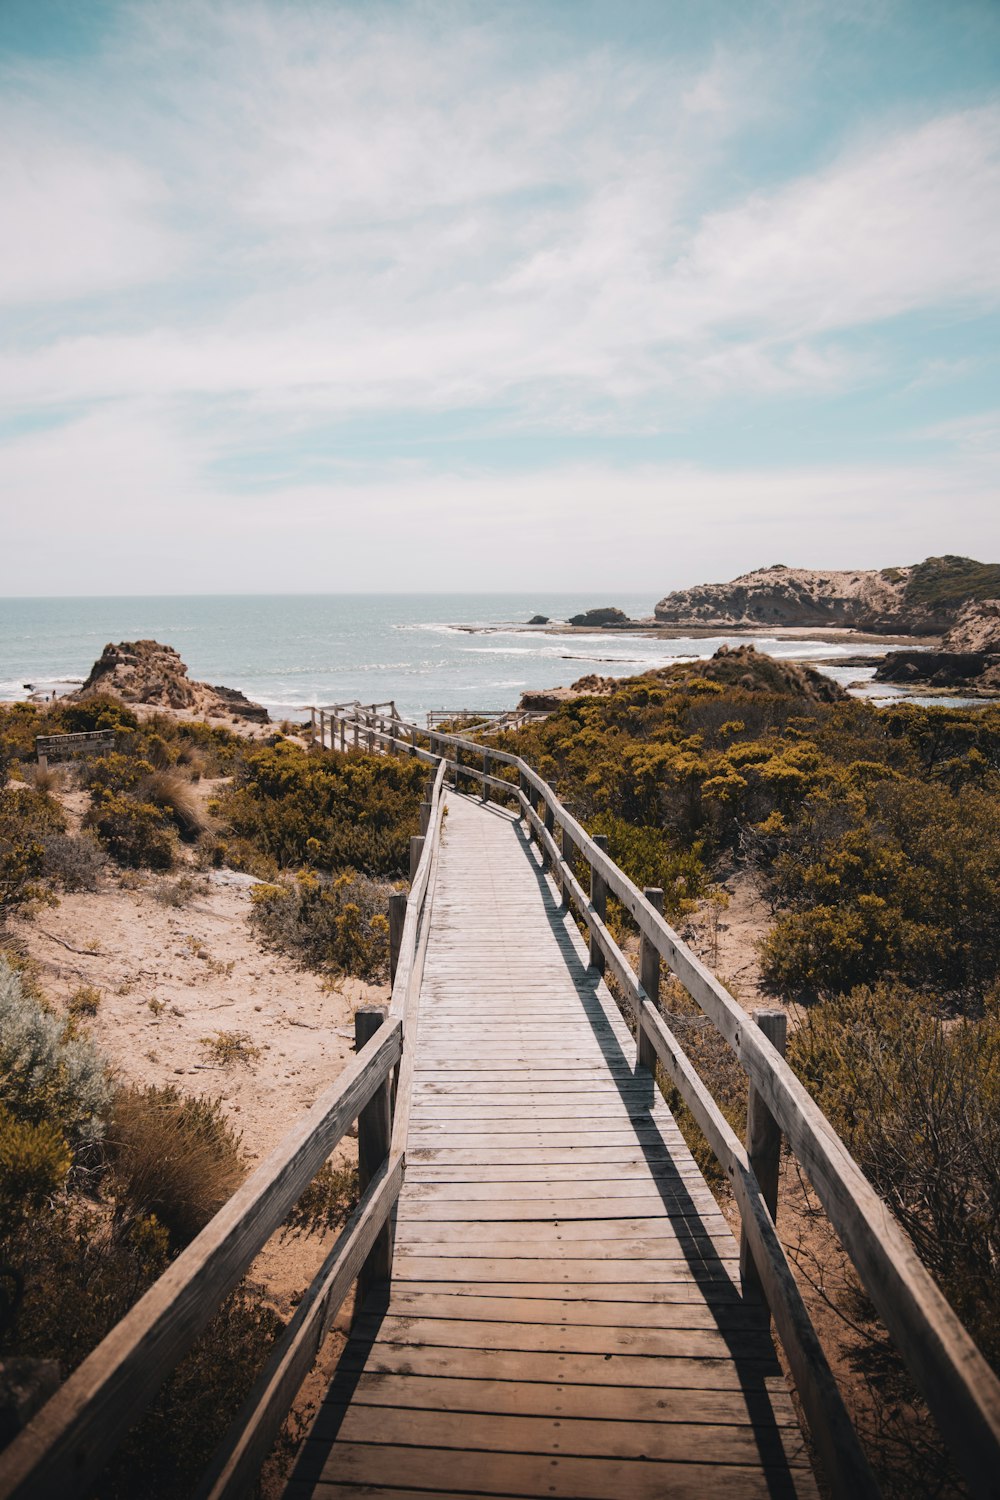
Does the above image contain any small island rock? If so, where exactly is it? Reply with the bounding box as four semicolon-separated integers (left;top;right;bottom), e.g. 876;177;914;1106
567;606;635;628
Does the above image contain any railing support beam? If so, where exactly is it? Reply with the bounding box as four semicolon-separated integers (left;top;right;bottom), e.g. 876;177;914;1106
354;1009;393;1311
637;887;663;1074
589;834;608;975
388;893;407;987
741;1009;788;1301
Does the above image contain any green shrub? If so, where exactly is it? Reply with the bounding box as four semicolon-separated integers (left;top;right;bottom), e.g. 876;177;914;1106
282;1160;359;1237
789;984;1000;1368
0;1106;72;1226
85;793;175;870
0;956;111;1150
250;868;394;980
222;741;423;877
0;784;66;919
104;1085;245;1249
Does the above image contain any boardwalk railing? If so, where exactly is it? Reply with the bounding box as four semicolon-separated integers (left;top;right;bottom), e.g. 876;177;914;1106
0;762;448;1500
308;699;1000;1500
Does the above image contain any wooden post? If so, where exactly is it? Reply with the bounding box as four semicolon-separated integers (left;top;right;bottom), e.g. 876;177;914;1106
560;826;573;909
419;801;431;835
353;718;359;750
354;1007;393;1309
638;888;664;1073
740;1009;788;1301
409;835;425;883
481;751;489;801
542;800;555;871
309;706;317;745
319;710;326;749
340;719;346;752
589;834;608;974
388;892;407;987
366;713;374;753
410;726;417;756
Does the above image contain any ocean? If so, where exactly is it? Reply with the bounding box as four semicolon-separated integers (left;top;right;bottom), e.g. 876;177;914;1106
0;592;965;721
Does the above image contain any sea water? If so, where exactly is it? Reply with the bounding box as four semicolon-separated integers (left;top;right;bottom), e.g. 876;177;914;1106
0;592;968;721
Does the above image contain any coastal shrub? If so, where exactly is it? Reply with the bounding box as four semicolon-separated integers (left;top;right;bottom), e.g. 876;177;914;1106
0;1105;72;1227
222;740;423;877
587;812;705;918
105;1085;245;1248
761;780;1000;1003
0;955;111;1150
2;1184;280;1500
85;792;175;870
283;1160;359;1238
84;752;153;798
250;869;394;981
200;1030;262;1068
40;830;106;891
0;784;66;919
790;983;1000;1368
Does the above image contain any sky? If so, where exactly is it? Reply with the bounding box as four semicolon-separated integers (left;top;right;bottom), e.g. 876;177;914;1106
1;0;999;597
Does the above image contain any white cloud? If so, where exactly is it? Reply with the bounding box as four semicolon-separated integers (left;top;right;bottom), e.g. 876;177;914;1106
0;133;181;305
2;406;996;594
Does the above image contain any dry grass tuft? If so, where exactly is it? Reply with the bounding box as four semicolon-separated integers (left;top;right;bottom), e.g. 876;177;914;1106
105;1084;245;1247
140;770;213;843
200;1030;262;1068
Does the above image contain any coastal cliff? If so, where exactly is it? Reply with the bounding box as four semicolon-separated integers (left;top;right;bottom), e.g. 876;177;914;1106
654;555;1000;636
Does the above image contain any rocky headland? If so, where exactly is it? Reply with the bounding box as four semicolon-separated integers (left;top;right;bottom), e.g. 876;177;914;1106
653;555;1000;636
67;640;270;725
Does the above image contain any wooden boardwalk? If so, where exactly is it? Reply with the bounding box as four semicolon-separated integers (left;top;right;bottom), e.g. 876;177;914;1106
287;792;816;1499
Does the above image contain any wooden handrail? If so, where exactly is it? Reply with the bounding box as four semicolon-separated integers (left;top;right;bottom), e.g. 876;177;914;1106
315;702;1000;1500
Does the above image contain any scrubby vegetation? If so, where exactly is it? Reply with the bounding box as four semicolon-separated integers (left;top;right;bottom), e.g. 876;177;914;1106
0;699;423;982
0;950;365;1494
0;954;287;1495
250;869;395;982
220;738;424;877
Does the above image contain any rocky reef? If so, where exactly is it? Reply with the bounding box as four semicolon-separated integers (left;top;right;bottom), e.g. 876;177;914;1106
654;556;1000;636
70;641;270;723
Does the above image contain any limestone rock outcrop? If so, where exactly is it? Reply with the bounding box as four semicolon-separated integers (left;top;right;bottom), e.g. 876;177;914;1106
942;599;1000;653
71;641;270;723
654;556;1000;636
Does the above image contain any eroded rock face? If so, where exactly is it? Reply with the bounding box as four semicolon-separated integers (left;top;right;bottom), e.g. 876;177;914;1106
873;650;1000;693
72;640;269;722
943;600;1000;653
654;556;1000;636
